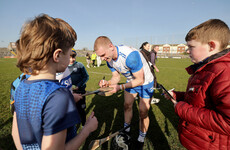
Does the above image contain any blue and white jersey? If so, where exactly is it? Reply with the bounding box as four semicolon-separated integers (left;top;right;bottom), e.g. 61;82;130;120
56;68;72;92
107;45;153;85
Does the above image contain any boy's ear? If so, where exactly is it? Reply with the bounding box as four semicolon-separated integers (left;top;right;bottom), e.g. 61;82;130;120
208;41;218;52
53;49;62;62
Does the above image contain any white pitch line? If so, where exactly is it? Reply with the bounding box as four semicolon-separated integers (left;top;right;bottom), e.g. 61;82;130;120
159;66;185;70
88;71;111;76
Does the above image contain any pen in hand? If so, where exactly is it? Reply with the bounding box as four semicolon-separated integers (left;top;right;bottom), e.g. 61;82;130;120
102;76;105;87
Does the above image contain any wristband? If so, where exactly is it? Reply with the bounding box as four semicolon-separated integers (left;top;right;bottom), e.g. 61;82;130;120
122;84;126;90
120;84;126;90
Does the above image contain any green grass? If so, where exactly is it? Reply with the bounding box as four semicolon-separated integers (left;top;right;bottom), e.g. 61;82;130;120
0;57;192;150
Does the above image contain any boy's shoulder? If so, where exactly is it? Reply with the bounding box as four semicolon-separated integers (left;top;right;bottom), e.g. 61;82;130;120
75;62;84;67
10;73;30;114
21;79;63;90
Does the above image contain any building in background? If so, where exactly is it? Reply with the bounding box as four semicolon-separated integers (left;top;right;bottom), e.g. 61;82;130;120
5;42;230;58
157;44;187;54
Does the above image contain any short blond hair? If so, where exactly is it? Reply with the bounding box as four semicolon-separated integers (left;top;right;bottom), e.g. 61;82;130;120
16;14;77;75
185;19;230;51
94;36;112;51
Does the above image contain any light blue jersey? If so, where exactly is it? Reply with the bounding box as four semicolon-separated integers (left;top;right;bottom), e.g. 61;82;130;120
107;45;153;85
107;45;154;98
56;68;72;92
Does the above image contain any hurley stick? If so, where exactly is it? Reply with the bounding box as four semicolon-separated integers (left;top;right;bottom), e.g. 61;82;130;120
81;87;113;96
88;123;133;150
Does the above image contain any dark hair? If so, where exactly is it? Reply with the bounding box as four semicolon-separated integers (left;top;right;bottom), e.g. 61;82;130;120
140;42;149;50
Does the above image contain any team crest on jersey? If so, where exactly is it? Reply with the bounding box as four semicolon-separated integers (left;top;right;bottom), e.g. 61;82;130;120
60;76;72;89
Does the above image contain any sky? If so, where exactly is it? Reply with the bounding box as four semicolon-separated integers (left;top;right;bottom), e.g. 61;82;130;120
0;0;230;50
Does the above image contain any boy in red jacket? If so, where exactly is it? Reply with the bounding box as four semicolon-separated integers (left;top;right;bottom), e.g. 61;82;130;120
165;19;230;149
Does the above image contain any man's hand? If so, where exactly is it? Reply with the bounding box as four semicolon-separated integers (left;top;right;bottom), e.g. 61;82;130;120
155;68;159;72
108;84;120;93
98;80;110;87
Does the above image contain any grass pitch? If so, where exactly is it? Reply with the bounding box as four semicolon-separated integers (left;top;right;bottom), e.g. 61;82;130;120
0;57;191;150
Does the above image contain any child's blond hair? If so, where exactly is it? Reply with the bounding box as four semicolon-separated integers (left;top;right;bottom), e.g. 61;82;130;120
16;14;77;75
185;19;230;51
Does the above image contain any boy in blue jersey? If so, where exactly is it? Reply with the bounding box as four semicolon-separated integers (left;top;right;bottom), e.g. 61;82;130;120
69;50;89;126
94;36;154;149
55;18;82;103
12;14;98;149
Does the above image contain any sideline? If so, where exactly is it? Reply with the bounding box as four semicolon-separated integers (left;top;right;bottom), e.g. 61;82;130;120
159;66;186;70
88;71;111;76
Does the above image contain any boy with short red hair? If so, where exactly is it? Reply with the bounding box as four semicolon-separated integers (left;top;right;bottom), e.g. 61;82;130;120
165;19;230;149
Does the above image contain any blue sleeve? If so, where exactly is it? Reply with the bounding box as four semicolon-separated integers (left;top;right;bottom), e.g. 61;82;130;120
42;88;81;135
126;51;143;73
107;61;116;72
76;63;89;88
11;74;31;102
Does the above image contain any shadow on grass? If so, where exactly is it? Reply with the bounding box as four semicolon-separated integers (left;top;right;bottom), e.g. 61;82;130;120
147;104;171;149
152;89;179;130
0;117;12;130
0;134;16;150
83;91;124;150
83;88;176;149
0;117;16;150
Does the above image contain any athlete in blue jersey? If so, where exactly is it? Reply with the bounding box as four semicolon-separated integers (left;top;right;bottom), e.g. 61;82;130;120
94;36;154;149
12;14;98;150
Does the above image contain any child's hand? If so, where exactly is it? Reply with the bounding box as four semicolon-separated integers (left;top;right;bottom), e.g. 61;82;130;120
85;112;98;132
73;86;79;91
163;90;174;100
73;93;82;102
163;90;178;107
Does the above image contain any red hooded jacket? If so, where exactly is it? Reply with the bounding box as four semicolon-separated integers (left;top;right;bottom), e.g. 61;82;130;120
174;49;230;149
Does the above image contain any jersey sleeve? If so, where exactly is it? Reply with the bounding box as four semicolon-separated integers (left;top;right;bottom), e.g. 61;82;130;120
126;51;143;73
42;88;81;135
107;61;116;72
76;63;89;88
